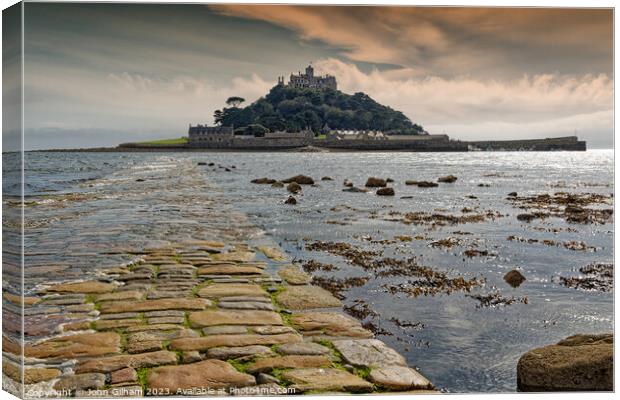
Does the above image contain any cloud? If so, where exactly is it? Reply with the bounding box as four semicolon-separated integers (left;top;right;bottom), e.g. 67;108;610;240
24;66;272;145
212;6;612;78
312;58;613;146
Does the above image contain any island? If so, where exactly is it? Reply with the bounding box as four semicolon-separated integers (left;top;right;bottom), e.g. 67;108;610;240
119;65;587;152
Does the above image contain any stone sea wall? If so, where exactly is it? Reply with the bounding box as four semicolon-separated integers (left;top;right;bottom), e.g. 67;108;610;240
119;135;586;152
316;138;468;152
469;136;586;151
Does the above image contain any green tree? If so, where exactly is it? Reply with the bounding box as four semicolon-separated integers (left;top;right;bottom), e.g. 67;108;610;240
225;96;245;108
213;109;223;125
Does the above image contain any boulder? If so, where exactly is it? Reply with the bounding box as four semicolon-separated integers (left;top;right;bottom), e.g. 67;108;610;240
147;360;255;392
2;363;61;384
332;339;407;368
415;181;439;188
282;368;373;393
342;187;368;193
282;175;314;185
197;265;263;276
76;350;178;373
271;181;284;188
206;345;272;360
287;182;302;194
46;280;116;294
170;333;302;351
276;285;342;310
517;213;536;222
25;332;121;359
508;192;518;197
284;196;297;205
99;298;210;314
517;333;613;391
276;342;330;356
504;270;526;288
197;283;268;299
376;187;395;196
257;246;287;261
246;355;331;374
368;366;433;390
251;178;276;184
210;250;255;262
343;180;354;187
291;312;373;338
365;177;387;187
438;175;458;183
278;265;311;285
257;373;280;385
110;368;138;385
321;176;333;181
189;310;283;327
54;373;106;391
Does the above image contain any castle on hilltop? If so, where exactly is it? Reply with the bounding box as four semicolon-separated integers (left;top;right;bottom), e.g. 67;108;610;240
277;64;337;90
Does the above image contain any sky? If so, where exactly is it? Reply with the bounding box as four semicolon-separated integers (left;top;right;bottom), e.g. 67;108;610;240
10;3;614;149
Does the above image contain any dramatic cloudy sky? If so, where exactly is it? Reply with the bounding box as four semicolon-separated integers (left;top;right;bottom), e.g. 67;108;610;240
17;3;613;149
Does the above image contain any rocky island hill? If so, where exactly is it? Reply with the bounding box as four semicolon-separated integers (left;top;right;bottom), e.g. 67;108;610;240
116;65;586;152
213;81;426;136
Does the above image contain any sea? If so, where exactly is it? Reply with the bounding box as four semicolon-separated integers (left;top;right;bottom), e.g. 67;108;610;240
2;150;614;393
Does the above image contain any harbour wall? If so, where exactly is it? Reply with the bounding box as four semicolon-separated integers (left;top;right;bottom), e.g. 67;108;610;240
468;136;586;151
117;135;587;152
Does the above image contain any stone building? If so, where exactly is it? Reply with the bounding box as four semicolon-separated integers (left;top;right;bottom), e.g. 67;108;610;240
277;65;337;90
188;124;233;147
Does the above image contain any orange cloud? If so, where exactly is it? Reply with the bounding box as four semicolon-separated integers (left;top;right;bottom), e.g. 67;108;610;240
211;5;612;77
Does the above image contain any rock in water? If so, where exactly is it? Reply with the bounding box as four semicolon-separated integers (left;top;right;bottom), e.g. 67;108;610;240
342;187;368;193
365;177;387;187
321;176;333;181
438;175;458;183
271;181;284;188
376;187;395;196
287;182;302;194
285;196;297;205
517;333;613;391
251;177;276;184
282;175;314;185
504;270;526;288
415;181;439;188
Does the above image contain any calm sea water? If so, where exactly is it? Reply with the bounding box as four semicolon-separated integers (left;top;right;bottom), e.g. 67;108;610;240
6;150;613;393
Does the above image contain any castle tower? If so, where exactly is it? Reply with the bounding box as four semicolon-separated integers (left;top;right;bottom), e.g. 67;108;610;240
305;64;314;78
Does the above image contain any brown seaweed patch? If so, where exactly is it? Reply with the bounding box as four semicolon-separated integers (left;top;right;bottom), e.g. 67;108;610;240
507;236;597;252
305;241;382;267
558;262;613;292
429;237;461;249
381;265;482;297
508;192;613;224
311;275;370;299
301;260;339;272
463;249;493;258
467;291;528;308
400;210;503;226
390;317;425;330
344;299;379;320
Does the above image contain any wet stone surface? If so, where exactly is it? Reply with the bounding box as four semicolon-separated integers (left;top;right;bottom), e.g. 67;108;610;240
4;157;435;398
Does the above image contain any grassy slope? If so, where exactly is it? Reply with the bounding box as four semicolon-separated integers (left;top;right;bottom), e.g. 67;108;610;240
135;137;188;146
